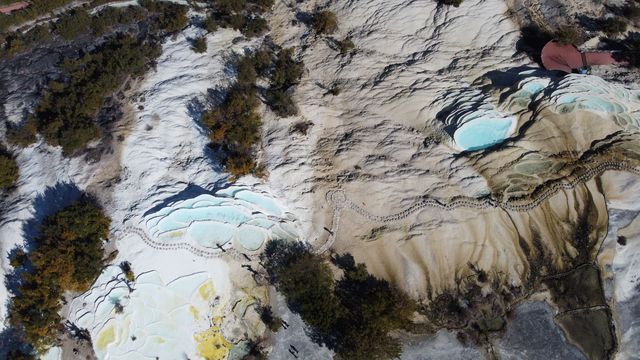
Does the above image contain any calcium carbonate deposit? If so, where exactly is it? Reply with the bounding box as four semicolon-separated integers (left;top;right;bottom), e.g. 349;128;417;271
1;0;640;359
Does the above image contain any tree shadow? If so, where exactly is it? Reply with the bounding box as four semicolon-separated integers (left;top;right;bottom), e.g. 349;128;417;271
20;182;83;252
295;11;313;27
0;327;34;358
142;183;234;218
516;24;553;67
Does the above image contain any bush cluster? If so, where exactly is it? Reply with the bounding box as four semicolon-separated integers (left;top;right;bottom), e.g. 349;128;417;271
312;10;338;35
262;240;416;360
437;0;464;6
599;17;628;36
554;24;584;45
266;48;304;117
140;0;189;34
203;83;262;178
7;198;111;353
0;0;75;33
203;0;273;37
192;36;208;53
0;147;19;190
611;32;640;67
1;5;152;58
18;35;161;154
201;47;303;177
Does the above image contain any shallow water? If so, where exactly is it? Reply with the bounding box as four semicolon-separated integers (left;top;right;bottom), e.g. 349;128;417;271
72;268;224;360
454;117;515;151
145;187;298;252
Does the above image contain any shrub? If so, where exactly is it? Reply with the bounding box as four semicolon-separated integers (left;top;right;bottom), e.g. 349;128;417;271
89;6;146;36
437;0;463;6
266;48;303;116
6;348;36;360
1;5;146;57
242;16;269;37
54;8;90;40
2;32;26;57
266;89;297;117
236;56;258;86
600;17;628;35
0;148;19;190
201;46;303;177
213;0;246;13
611;2;640;20
259;305;282;332
8;198;111;352
6;117;37;148
140;0;189;33
270;48;304;90
192;36;208;53
249;0;274;12
0;0;75;33
250;49;273;76
202;84;261;178
261;241;416;360
312;10;338;34
337;37;355;55
33;35;161;154
203;15;219;32
207;0;269;38
555;24;583;45
262;241;344;334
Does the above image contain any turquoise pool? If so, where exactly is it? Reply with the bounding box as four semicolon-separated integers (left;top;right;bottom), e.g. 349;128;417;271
454;117;515;151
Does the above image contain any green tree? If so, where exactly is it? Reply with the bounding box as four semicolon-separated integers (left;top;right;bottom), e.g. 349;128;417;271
33;35;161;154
8;198;111;352
0;148;19;190
54;9;90;40
262;242;416;359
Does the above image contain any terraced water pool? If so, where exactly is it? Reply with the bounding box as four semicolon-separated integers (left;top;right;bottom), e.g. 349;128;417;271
145;186;298;252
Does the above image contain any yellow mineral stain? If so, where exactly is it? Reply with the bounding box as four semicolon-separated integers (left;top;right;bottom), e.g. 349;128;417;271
194;322;231;360
190;305;200;319
96;325;116;351
168;231;184;238
199;281;215;301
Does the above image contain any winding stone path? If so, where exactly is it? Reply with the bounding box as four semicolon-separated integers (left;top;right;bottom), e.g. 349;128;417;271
115;225;243;259
319;160;640;252
113;160;639;256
